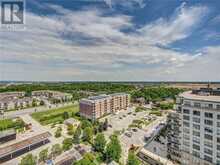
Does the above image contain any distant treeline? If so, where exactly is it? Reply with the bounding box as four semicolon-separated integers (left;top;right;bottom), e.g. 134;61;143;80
0;83;184;102
0;83;136;93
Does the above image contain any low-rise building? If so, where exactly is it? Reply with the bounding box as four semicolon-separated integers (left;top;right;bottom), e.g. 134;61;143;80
0;132;51;163
79;93;130;120
0;97;34;111
64;118;80;127
32;90;72;102
0;129;16;144
137;148;175;165
0;92;25;99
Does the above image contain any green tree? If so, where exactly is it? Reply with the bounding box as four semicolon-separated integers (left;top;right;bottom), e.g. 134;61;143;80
94;133;106;153
19;154;36;165
73;126;81;144
51;144;62;158
39;148;48;162
55;127;62;138
105;134;122;162
81;120;92;130
73;153;96;165
40;100;45;106
32;99;37;107
67;124;74;135
83;127;93;143
63;111;69;119
62;138;73;151
127;152;140;165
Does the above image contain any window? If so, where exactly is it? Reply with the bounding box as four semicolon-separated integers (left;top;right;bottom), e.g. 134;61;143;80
204;127;213;133
193;124;200;130
193;151;200;158
204;141;213;148
193;110;200;116
183;134;190;140
204;155;212;163
204;148;213;155
217;145;220;150
193;144;200;150
208;104;213;109
205;134;213;140
183;109;190;114
217;137;220;143
205;112;213;118
183;115;190;120
184;101;191;106
204;119;213;126
194;102;201;108
183;121;190;127
217;152;220;159
182;146;190;153
193;131;200;137
217;122;220;127
183;140;190;147
183;128;190;134
193;137;200;144
193;117;200;123
217;105;220;110
218;114;220;119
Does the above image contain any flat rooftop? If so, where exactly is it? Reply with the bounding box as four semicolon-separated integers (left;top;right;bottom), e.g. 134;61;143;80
88;95;110;100
138;148;174;165
0;129;16;139
180;91;220;102
0;131;51;158
81;93;129;102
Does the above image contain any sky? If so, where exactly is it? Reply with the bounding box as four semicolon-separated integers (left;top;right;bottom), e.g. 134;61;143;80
0;0;220;81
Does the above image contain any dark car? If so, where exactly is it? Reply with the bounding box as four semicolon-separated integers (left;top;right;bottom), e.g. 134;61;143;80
132;128;138;132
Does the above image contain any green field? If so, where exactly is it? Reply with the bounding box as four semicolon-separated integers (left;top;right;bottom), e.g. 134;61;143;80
31;105;79;125
0;118;25;131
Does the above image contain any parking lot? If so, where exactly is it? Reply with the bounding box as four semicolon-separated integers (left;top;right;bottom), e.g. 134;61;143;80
100;107;149;137
100;106;166;163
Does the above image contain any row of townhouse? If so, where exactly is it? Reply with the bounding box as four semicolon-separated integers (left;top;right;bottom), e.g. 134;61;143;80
0;97;34;111
32;90;72;102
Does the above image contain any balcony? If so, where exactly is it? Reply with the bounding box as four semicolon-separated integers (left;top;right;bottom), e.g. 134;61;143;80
183;104;219;110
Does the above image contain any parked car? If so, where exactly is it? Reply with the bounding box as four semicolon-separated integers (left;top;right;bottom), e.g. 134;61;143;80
132;128;138;132
125;131;132;137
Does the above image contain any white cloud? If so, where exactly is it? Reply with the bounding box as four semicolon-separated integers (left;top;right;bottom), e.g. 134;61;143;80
0;3;219;81
139;3;208;45
104;0;146;9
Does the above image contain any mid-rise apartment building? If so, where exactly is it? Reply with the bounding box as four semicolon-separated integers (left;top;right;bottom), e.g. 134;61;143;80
168;88;220;165
167;111;181;164
79;93;130;120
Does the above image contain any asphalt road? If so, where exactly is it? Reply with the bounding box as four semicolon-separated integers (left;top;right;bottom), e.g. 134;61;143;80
0;102;75;119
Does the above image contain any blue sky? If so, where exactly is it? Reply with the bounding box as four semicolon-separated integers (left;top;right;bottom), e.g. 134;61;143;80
0;0;220;81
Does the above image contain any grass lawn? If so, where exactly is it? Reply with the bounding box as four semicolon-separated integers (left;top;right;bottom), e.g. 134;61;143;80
0;119;15;131
31;105;79;125
0;118;25;131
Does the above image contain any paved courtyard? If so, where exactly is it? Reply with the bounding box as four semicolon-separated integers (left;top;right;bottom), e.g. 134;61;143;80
101;106;167;163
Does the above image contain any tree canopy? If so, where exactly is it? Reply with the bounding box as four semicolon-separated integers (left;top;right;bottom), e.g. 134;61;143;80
94;133;106;153
105;134;122;162
19;154;36;165
127;152;140;165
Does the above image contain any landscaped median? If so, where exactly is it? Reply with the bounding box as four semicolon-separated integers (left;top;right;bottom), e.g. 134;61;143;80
31;105;79;125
